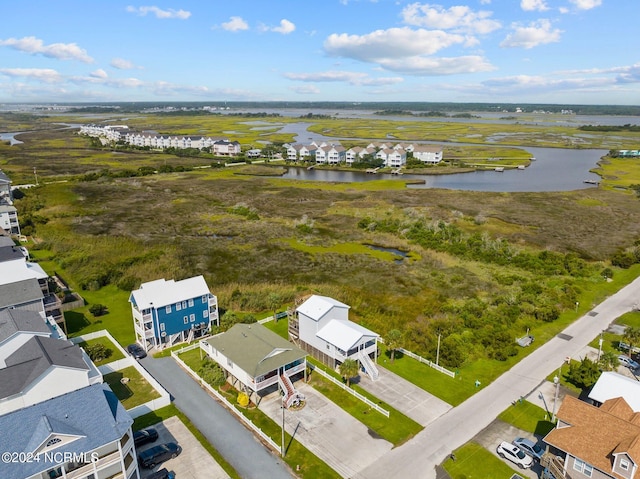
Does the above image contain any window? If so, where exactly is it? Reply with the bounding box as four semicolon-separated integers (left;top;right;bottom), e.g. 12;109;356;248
620;458;630;471
165;305;171;314
574;459;593;477
188;298;194;307
182;301;187;309
190;314;195;322
160;323;165;332
202;295;207;304
46;437;62;447
203;310;209;318
176;302;181;311
184;316;188;324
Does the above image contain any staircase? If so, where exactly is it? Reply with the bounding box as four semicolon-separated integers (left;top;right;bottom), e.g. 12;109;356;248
186;328;194;344
359;351;379;381
541;453;571;479
278;374;305;408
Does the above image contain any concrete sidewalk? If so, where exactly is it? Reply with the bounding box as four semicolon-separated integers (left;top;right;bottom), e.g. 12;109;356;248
358;364;452;426
258;382;393;478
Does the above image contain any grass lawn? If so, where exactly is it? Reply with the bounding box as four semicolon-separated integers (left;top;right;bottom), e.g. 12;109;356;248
616;311;640;328
378;346;473;406
77;336;125;366
263;317;289;339
307;371;423;446
132;405;241;479
497;400;555;437
443;442;520;479
103;365;161;409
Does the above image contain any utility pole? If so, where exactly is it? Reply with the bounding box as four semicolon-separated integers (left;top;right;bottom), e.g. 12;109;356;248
436;333;441;366
552;374;560;422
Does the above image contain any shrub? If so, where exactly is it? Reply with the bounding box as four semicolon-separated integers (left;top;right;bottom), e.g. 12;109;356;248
237;392;250;407
89;303;108;316
85;343;113;362
199;359;226;387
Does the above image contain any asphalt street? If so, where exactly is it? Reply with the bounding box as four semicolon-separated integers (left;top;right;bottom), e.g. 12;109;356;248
354;274;640;479
139;356;295;479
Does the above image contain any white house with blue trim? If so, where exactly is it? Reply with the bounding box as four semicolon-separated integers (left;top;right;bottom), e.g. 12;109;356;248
130;275;219;351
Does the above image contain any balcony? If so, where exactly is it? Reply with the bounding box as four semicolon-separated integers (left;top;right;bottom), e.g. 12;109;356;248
65;450;122;479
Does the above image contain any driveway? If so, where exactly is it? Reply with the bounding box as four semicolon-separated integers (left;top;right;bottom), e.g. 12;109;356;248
139;356;294;479
138;416;228;479
258;382;393;478
358;364;452;426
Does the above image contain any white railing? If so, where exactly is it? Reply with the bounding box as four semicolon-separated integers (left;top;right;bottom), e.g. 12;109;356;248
171;349;280;453
397;348;456;378
359;351;379;381
310;364;390;418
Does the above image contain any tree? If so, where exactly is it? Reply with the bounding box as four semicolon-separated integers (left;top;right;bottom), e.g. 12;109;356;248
89;303;107;317
338;359;359;387
623;326;640;358
85;343;113;362
599;350;619;372
566;357;600;389
385;329;404;363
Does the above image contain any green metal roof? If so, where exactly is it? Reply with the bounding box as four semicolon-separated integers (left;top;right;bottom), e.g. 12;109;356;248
207;323;306;378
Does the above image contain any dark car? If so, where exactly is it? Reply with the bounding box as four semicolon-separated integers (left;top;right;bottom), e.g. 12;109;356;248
133;427;158;447
126;343;147;359
138;442;181;469
146;468;175;479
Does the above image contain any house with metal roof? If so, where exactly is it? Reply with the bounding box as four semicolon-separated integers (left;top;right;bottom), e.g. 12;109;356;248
290;295;380;380
589;371;640;412
129;275;219;351
543;395;640;479
0;382;139;479
201;323;307;407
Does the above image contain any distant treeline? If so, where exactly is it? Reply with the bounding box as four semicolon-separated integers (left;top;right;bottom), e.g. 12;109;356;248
57;101;640;116
578;124;640;132
374;110;479;118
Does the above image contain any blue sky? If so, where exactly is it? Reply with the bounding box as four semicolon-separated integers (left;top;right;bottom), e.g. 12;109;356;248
1;1;638;104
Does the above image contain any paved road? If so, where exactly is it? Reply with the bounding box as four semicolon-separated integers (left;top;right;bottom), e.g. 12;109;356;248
139;356;294;479
354;274;640;479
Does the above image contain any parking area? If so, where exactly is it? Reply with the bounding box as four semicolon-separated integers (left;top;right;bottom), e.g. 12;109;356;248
137;416;229;479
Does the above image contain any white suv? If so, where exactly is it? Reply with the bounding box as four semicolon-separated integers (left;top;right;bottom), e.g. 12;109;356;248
497;441;534;469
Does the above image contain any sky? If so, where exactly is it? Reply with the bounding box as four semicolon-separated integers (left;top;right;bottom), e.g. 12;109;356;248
1;0;638;105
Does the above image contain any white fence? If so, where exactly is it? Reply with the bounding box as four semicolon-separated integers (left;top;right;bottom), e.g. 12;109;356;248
71;330;171;418
398;348;456;378
171;346;281;453
309;364;390;418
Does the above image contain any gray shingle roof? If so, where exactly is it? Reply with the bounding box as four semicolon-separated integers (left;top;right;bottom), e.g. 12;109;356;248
0;278;43;309
207;323;306;378
0;337;89;398
0;245;26;263
0;383;133;479
0;309;49;343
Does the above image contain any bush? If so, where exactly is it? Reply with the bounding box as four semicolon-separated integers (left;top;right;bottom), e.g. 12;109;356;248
199;359;226;387
85;343;113;362
89;303;108;316
237;392;250;407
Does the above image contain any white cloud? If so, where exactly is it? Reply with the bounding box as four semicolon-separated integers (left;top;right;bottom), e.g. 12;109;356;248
401;3;501;34
90;69;108;79
221;16;249;32
126;6;191;19
0;68;63;83
520;0;549;11
272;19;296;34
377;55;495;75
324;27;465;62
500;19;562;49
284;70;403;86
0;36;93;63
568;0;602;10
110;58;138;70
559;7;569;13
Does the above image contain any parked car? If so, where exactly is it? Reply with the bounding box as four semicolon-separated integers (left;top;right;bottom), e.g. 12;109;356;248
133;427;158;447
618;354;640;370
146;468;175;479
513;437;544;460
497;441;533;469
138;442;181;468
127;343;147;359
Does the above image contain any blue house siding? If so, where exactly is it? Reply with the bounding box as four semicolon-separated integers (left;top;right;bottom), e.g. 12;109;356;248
155;297;209;337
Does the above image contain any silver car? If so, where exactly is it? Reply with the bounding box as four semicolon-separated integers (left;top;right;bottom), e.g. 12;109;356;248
513;437;544;460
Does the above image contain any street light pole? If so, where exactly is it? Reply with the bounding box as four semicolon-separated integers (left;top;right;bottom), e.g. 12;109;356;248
552;375;560;422
436;333;441;366
280;368;286;458
598;331;604;362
